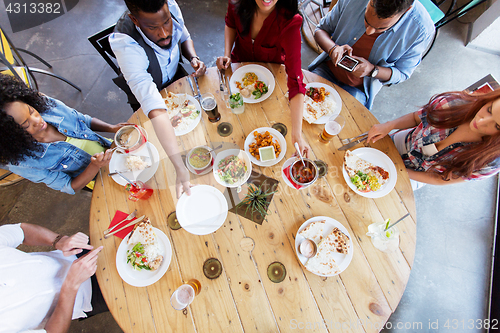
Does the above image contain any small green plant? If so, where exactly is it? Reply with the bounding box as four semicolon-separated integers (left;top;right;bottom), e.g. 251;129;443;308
236;181;277;221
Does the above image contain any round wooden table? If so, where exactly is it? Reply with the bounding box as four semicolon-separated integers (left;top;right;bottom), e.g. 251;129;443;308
89;64;416;333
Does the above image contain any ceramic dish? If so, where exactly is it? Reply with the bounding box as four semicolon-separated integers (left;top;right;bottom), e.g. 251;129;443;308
244;127;287;167
304;82;342;124
229;64;275;104
109;142;160;186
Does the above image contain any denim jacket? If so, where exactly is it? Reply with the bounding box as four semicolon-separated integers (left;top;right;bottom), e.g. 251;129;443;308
3;98;111;194
316;0;435;109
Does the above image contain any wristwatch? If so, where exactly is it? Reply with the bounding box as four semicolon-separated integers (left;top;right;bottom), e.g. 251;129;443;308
369;66;379;78
190;56;200;62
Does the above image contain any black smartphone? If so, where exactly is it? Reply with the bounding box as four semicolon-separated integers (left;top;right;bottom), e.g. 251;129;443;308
338;55;359;72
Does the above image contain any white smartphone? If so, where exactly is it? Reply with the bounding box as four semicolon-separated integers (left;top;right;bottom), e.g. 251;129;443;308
337;55;359;72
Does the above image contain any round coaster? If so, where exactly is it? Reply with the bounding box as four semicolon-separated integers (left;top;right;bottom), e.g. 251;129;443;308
167;211;181;230
217;122;233;137
267;261;286;283
203;258;223;280
271;123;287;137
314;160;328;178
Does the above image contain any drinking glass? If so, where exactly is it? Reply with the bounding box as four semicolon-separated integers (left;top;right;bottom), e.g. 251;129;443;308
126;181;153;201
319;114;345;143
366;221;400;252
229;93;245;115
170;279;201;310
201;93;221;123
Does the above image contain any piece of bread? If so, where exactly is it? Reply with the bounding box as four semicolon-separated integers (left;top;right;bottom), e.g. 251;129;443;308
299;220;326;244
127;218;155;246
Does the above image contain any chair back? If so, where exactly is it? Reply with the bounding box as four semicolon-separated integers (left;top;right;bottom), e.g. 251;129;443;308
88;25;121;76
0;27;36;89
417;0;445;24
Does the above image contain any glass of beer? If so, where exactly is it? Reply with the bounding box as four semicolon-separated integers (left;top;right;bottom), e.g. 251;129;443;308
319;114;345;143
170;279;201;310
201;93;221;123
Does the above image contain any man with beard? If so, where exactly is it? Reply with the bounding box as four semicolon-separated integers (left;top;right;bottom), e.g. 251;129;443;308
110;0;206;112
109;0;203;198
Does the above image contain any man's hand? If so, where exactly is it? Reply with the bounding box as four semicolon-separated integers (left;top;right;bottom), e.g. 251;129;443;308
175;165;193;199
56;232;94;256
330;44;353;65
216;56;231;70
63;246;103;291
350;56;375;78
90;149;113;168
191;58;206;77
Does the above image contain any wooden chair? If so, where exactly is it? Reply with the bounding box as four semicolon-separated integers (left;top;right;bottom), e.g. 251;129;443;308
0;23;81;91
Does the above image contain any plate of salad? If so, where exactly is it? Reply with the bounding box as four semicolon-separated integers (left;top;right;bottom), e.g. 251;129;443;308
230;64;275;104
213;149;252;188
116;227;172;287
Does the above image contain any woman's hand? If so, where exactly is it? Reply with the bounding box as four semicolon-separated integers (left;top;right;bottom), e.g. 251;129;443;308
90;149;113;168
56;232;94;256
367;122;393;143
292;134;311;159
191;58;207;77
216;56;231;70
175;165;193;199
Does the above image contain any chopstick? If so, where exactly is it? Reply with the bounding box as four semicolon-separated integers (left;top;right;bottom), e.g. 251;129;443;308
104;215;146;239
104;209;137;234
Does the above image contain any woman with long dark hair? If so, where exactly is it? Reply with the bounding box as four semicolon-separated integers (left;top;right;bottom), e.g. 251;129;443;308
367;89;500;187
216;0;310;156
0;74;128;194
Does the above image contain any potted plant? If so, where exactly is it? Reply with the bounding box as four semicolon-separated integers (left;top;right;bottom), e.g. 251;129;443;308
235;181;278;223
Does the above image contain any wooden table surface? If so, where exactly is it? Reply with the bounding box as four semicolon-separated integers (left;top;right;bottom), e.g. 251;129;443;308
89;63;416;333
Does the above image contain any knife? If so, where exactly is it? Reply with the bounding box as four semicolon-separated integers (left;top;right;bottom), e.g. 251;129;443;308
187;76;198;100
217;69;224;91
338;135;368;151
193;76;201;99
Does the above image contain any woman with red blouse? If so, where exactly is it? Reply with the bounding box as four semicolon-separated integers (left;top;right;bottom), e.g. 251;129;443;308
217;0;310;156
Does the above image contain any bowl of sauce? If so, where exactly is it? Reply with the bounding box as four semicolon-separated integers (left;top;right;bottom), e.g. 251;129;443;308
114;125;148;153
187;146;212;170
290;158;318;188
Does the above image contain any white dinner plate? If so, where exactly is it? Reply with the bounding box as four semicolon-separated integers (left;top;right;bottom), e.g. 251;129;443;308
229;64;275;104
213;149;252;188
244;127;287;167
176;185;228;235
304;82;342;124
116;227;172;287
172;94;202;136
109;142;160;186
342;147;398;198
295;216;353;277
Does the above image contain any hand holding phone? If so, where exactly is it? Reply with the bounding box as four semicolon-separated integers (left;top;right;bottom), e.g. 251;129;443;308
337;55;359;72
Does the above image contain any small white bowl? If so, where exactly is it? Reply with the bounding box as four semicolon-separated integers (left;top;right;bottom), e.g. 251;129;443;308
187;146;213;171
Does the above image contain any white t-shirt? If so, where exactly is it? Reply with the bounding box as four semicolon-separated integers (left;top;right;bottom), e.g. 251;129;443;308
0;224;92;333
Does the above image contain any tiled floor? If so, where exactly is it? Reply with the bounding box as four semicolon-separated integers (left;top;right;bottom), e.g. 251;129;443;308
0;0;499;332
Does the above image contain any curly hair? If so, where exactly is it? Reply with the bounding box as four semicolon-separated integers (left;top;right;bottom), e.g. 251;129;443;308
125;0;167;16
235;0;299;36
0;74;54;165
372;0;414;19
423;89;500;180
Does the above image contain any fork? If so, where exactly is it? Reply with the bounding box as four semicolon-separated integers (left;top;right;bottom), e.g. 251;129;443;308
341;131;368;145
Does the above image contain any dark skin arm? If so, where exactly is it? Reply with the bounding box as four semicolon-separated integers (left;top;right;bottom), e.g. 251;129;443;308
180;39;206;77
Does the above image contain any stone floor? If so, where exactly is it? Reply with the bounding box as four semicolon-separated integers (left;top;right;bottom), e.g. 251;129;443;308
0;0;499;332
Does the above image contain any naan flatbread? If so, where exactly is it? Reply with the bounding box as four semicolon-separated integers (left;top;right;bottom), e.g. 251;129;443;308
303;94;337;124
299;220;326;244
322;227;350;255
305;247;340;276
128;218;156;245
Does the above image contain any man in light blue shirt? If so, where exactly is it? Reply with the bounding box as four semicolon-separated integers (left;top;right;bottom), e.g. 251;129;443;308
313;0;434;110
110;0;206;198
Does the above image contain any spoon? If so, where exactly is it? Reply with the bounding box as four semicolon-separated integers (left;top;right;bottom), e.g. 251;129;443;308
294;142;306;167
115;171;136;186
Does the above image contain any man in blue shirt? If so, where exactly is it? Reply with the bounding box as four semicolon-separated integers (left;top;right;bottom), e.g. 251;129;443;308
313;0;434;110
110;0;205;198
